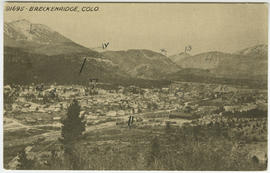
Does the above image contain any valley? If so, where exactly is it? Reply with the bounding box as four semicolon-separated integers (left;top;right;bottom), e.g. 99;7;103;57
4;81;267;170
3;18;268;170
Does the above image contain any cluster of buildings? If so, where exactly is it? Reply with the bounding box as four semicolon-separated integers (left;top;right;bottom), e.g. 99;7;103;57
3;81;267;127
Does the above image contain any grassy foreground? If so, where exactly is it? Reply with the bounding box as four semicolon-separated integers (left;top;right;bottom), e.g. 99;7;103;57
15;122;266;171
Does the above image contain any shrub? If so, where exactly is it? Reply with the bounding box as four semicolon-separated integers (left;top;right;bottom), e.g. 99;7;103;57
17;149;34;170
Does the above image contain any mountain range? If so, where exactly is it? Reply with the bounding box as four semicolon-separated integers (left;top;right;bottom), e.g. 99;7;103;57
169;44;267;82
4;19;268;88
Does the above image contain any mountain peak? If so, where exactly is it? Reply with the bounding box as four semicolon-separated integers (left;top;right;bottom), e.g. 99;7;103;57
4;19;99;56
4;19;71;46
236;44;268;59
8;19;32;35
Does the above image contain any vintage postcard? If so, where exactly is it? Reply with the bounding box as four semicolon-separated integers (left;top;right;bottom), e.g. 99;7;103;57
2;1;268;171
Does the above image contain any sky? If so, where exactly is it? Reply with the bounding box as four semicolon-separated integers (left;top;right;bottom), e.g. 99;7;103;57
4;2;268;55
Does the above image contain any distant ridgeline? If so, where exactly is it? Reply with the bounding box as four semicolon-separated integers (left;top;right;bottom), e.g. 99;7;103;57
3;46;267;89
4;46;172;88
4;19;268;89
167;70;267;89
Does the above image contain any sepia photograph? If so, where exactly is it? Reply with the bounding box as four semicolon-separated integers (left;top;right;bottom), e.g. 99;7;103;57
2;1;268;171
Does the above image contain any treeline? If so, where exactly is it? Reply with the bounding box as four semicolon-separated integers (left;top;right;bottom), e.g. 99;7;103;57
168;69;267;89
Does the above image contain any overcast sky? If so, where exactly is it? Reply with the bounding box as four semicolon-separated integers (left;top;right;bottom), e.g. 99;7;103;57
4;3;268;55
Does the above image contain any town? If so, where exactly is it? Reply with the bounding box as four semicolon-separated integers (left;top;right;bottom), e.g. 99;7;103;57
4;80;267;169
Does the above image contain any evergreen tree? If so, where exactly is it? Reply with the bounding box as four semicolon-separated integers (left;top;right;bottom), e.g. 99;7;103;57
60;99;86;169
60;99;86;145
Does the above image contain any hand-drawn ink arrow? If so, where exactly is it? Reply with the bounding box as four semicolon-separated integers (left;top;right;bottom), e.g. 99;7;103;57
102;42;109;49
79;57;87;74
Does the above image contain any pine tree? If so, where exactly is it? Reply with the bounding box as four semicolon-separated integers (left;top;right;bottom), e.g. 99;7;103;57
60;99;86;169
60;99;86;145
